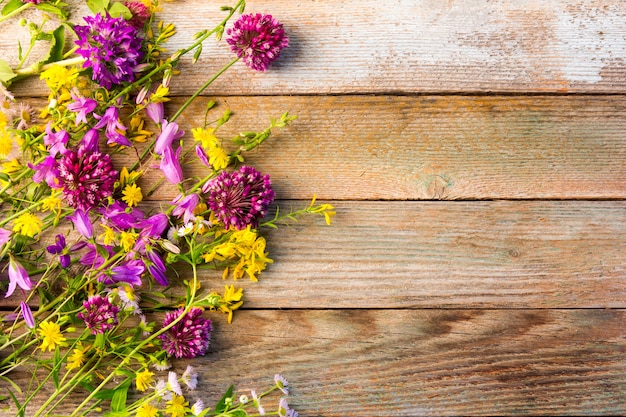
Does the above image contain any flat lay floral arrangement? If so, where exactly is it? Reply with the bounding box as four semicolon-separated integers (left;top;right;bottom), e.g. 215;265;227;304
0;0;334;415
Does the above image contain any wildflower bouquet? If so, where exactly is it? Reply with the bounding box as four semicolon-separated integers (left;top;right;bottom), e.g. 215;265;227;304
0;0;334;415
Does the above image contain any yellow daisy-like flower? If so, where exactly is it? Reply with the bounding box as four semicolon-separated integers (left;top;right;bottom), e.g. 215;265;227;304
206;145;229;171
40;195;62;213
66;344;87;370
1;158;20;174
120;231;137;253
122;183;143;207
191;127;218;149
13;212;44;238
99;224;117;246
136;402;159;417
135;368;155;392
38;321;67;352
220;285;244;324
40;65;79;92
0;128;13;157
165;394;189;417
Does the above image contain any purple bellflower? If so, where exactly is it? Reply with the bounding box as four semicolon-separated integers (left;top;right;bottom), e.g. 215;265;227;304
160;145;183;184
6;257;32;298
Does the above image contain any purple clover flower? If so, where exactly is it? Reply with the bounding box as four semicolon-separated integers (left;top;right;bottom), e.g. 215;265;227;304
204;166;274;230
78;295;120;334
74;13;144;89
55;134;117;211
226;13;289;71
158;307;211;358
124;1;151;30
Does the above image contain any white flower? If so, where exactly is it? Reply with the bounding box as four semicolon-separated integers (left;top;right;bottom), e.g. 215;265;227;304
182;365;198;390
274;374;289;395
167;371;183;396
191;400;205;415
177;222;194;236
155;379;172;400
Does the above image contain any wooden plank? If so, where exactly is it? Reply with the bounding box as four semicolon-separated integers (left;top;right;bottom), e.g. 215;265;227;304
2;309;624;415
181;200;625;309
4;0;626;96
133;95;626;200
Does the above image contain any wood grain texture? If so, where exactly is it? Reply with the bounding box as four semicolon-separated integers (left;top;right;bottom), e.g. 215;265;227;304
2;309;624;416
153;95;626;200
175;200;625;309
4;0;626;96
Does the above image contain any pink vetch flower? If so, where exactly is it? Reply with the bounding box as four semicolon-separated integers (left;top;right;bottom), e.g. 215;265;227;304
68;209;94;239
77;294;120;334
74;13;144;89
93;106;132;147
226;13;289;71
20;302;35;329
159;145;183;184
55;132;118;211
158;307;212;359
6;257;32;298
203;165;275;230
155;120;184;155
67;92;98;126
172;193;200;224
0;228;11;246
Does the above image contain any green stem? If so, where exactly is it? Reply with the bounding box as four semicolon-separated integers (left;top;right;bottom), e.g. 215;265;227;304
0;2;32;24
69;262;200;416
0;191;62;227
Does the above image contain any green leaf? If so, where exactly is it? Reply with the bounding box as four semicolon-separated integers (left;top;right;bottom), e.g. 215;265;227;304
0;59;17;84
7;389;24;417
52;347;61;389
36;2;68;20
93;387;116;401
110;378;131;412
108;1;131;19
215;385;234;413
86;0;109;15
41;25;65;65
1;0;23;16
0;172;10;182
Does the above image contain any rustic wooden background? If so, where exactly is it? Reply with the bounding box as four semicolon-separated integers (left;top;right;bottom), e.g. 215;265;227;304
2;0;626;415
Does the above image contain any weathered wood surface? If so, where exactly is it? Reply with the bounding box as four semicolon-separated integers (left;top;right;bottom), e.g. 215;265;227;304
3;310;625;416
4;0;626;96
1;0;625;415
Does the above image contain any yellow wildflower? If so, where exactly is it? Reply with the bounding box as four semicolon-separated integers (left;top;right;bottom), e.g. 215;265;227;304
127;114;152;143
38;321;67;351
136;402;159;417
150;84;170;102
1;158;20;174
99;224;117;246
135;369;155;392
206;144;229;171
13;212;43;237
309;195;336;225
120;231;137;252
66;344;87;370
165;394;189;417
191;127;218;149
40;65;79;92
122;183;143;207
0;128;13;157
40;195;62;213
220;285;243;324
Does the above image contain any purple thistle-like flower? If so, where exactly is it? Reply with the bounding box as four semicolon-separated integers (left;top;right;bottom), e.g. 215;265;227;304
158;307;211;358
55;139;117;211
124;1;151;30
78;295;120;334
6;257;32;298
226;13;289;72
204;166;274;230
74;13;144;89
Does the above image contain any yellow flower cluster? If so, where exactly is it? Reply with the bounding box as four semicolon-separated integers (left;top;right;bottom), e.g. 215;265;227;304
13;212;43;238
0;111;13;157
192;127;229;171
202;226;273;282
